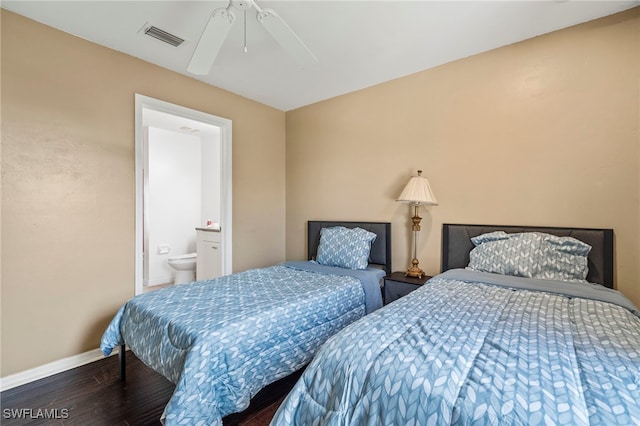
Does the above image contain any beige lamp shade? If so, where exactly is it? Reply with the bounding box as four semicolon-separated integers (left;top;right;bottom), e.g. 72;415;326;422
397;170;438;206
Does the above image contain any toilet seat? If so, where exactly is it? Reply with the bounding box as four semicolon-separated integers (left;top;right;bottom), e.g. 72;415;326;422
168;252;197;261
168;253;197;285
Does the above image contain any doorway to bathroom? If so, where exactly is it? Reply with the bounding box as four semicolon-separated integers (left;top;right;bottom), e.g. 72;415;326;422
134;94;232;296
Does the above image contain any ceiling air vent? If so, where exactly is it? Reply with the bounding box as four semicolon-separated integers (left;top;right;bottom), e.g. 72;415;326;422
143;25;185;47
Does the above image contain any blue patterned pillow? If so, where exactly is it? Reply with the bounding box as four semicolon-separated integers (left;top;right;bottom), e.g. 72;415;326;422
468;232;542;278
470;231;510;245
467;232;591;282
316;227;377;270
536;234;591;282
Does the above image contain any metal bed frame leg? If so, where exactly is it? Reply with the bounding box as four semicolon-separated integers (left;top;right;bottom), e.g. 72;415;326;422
119;344;126;382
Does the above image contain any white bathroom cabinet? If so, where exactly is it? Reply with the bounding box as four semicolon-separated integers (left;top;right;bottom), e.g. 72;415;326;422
196;228;222;280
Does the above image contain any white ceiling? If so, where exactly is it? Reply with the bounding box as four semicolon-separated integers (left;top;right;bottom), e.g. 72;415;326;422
3;1;637;111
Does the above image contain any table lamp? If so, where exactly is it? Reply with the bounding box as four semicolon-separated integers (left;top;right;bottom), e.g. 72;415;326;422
396;170;438;278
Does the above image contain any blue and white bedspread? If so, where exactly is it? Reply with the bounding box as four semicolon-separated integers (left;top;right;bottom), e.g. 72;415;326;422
100;262;384;425
271;269;640;426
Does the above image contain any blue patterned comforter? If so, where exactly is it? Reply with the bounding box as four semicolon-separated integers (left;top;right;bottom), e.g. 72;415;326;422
100;262;384;425
272;269;640;426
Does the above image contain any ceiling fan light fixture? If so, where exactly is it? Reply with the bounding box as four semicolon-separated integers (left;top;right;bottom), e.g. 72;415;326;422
186;0;317;76
232;0;253;11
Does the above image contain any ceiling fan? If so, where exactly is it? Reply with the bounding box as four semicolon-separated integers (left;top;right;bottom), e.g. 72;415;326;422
187;0;318;75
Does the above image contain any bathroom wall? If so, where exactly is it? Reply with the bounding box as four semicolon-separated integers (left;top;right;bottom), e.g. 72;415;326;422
146;127;201;286
201;128;222;227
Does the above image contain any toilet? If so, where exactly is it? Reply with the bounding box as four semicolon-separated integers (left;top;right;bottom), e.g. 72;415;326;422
167;253;197;284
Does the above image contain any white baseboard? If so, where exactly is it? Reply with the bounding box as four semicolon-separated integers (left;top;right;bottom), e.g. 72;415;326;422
0;347;121;392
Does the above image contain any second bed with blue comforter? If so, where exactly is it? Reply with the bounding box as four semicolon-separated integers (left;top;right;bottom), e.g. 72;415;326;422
271;268;640;426
100;261;384;425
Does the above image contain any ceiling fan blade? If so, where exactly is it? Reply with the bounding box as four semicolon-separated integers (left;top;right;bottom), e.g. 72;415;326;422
188;8;235;75
256;8;318;68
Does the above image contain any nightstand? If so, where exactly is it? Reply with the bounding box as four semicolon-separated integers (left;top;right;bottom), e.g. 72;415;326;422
384;272;432;304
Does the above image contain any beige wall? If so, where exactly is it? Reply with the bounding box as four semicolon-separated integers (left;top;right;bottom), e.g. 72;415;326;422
1;11;286;376
286;8;640;307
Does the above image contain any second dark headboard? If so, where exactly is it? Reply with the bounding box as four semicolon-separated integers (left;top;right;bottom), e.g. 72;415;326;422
441;223;614;288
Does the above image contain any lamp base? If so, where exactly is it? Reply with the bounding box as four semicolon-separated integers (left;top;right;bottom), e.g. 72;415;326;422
405;259;425;279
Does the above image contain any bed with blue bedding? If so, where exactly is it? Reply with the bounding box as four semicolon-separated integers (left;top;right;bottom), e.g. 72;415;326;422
271;224;640;426
100;221;390;425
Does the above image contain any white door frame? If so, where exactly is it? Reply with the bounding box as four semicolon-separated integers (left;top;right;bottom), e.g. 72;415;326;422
134;94;232;295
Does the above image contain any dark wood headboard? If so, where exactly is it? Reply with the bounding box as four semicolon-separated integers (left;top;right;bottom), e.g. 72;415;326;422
307;221;392;275
441;224;614;288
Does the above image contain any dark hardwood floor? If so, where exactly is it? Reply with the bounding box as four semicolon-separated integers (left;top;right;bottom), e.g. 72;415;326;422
0;351;295;425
